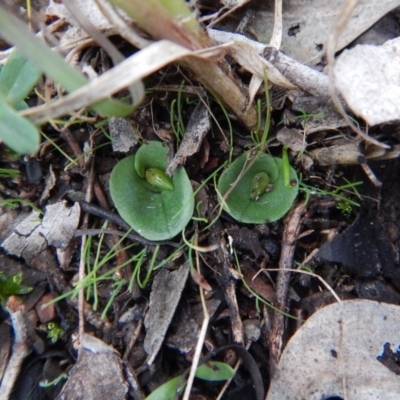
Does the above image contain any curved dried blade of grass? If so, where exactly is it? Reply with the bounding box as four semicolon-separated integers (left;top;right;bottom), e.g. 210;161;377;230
208;29;296;89
93;0;152;49
0;5;132;117
21;41;210;124
62;0;144;106
255;268;342;304
270;0;283;49
182;234;209;400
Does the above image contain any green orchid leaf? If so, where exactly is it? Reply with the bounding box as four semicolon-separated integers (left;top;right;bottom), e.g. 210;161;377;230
195;361;235;381
0;96;40;154
217;153;298;223
110;141;194;241
0;49;41;106
145;376;185;400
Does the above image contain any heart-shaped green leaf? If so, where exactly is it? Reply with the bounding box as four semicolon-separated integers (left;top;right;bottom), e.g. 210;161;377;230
110;141;194;241
217;152;298;223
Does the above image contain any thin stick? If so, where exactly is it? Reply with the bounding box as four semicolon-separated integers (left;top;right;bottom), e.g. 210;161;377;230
268;202;306;372
215;341;252;400
0;296;43;399
182;233;210;400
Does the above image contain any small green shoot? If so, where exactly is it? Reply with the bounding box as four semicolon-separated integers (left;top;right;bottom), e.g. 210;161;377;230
46;322;65;343
39;373;68;388
0;197;43;214
293;108;324;123
110;141;194;240
217;70;299;224
299;178;363;211
0;168;21;178
217;152;298;223
233;250;299;319
170;81;186;142
101;274;127;319
0;272;32;305
213;96;234;164
336;199;353;216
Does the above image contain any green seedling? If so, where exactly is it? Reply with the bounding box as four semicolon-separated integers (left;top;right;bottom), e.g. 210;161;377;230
46;322;65;343
39;373;68;388
217;69;298;224
170;81;186;142
110;141;194;241
233;250;299;319
146;361;235;400
293;108;324;123
0;198;43;214
217;151;298;224
0;168;21;178
336;198;353;216
0;272;32;305
46;228;187;318
299;178;363;211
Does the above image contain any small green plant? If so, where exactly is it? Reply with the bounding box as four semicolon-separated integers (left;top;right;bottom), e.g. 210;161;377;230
146;361;235;400
0;272;32;305
110;141;194;240
336;198;353;215
217;74;299;224
299;178;363;211
293;108;324;123
170;81;186;143
217;151;299;223
0;168;21;178
0;198;43;214
45;228;187;317
39;373;68;388
46;322;65;343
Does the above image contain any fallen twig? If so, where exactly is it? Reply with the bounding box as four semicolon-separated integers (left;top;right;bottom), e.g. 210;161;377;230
0;296;44;399
268;202;306;372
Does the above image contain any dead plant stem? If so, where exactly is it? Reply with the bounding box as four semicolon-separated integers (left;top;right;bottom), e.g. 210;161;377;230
182;232;209;400
78;161;95;343
268;202;306;374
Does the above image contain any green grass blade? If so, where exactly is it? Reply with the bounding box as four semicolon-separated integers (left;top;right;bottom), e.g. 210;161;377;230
0;49;41;105
0;5;133;117
0;96;39;154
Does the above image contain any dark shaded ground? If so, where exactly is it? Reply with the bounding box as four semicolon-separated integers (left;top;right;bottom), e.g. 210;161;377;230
1;3;400;400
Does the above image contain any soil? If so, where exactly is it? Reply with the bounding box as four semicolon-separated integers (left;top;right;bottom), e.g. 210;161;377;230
1;2;400;400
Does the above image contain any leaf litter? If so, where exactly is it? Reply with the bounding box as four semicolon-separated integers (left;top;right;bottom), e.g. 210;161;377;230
0;1;400;399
